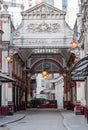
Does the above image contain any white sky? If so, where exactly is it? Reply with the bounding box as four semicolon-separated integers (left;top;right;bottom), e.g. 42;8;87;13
66;0;79;29
3;0;79;29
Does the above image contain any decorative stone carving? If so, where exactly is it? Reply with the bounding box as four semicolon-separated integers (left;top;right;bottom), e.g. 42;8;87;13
13;31;20;37
26;21;60;33
32;5;54;14
13;38;72;48
22;3;65;19
13;3;73;49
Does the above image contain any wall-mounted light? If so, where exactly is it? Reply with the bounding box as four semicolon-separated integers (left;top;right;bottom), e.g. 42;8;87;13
71;40;78;49
6;46;18;62
6;55;12;62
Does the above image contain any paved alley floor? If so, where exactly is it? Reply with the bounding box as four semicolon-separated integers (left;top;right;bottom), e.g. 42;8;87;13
4;109;67;130
0;109;88;130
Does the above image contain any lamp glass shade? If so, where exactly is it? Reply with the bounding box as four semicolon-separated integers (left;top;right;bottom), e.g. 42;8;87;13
6;56;12;62
42;71;47;76
71;41;77;48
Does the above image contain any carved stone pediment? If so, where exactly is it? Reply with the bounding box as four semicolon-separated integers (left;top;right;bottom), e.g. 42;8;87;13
21;2;66;19
12;2;73;49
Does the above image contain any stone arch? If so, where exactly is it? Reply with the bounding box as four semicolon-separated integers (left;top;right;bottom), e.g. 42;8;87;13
29;58;64;74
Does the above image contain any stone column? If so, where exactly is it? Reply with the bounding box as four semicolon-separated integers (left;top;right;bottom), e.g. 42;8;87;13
26;76;31;108
63;75;67;108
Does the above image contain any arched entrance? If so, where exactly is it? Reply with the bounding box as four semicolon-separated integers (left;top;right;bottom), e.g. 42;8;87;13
11;2;74;110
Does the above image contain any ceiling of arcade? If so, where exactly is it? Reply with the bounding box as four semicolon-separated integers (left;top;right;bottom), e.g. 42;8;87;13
12;2;74;74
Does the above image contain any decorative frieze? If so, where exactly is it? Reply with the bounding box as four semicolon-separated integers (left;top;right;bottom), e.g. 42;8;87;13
13;38;72;48
12;3;73;50
26;21;60;33
22;3;65;20
13;31;20;37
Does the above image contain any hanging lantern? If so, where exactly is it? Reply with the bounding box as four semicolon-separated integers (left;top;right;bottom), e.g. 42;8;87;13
42;70;47;76
42;70;52;79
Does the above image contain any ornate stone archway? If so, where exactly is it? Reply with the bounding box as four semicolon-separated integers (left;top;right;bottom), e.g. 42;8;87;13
27;53;64;74
12;2;74;109
12;2;73;69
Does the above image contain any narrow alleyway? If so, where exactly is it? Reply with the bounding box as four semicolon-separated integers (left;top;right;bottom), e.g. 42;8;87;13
4;109;67;130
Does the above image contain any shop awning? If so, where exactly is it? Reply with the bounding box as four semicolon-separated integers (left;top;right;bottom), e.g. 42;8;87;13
71;56;88;81
71;75;86;81
0;72;16;82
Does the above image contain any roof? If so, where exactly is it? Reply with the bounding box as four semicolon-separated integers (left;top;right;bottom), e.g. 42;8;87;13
0;72;16;83
21;2;66;16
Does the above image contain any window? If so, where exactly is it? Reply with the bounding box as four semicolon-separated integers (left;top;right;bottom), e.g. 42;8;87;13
42;80;45;87
62;0;68;10
11;0;16;7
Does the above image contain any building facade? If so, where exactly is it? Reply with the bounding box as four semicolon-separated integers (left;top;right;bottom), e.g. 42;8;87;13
0;3;28;115
70;0;88;121
0;4;14;115
11;2;74;110
0;0;86;115
4;0;70;28
79;0;88;121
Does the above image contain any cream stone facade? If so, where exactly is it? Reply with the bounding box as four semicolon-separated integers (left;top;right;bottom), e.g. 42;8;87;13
12;2;73;50
0;4;15;114
12;2;74;109
0;1;76;112
71;1;88;121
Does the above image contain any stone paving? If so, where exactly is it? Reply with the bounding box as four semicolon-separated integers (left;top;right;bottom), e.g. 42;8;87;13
62;111;88;130
0;109;88;130
0;113;25;126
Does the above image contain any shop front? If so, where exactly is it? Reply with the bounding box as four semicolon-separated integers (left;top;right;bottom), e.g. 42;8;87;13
71;56;88;122
0;72;15;115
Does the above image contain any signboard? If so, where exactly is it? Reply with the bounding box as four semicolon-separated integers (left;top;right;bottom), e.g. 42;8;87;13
71;76;86;81
76;82;80;87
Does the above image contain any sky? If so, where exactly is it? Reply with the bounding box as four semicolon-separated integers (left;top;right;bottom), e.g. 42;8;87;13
66;0;79;29
3;0;79;29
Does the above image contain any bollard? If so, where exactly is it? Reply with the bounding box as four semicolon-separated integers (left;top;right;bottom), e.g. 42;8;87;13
74;102;81;115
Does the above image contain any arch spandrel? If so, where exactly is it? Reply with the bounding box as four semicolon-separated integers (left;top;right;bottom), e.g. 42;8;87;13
30;53;63;66
28;58;64;74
